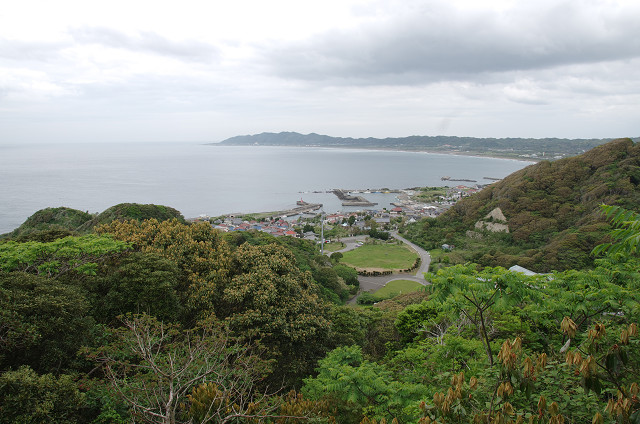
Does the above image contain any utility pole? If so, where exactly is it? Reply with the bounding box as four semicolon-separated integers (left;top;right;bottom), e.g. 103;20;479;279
320;211;325;255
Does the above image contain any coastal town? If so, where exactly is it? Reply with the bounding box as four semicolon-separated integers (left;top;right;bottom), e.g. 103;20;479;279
190;183;488;239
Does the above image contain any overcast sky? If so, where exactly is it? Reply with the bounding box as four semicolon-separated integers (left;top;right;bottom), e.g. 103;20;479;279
1;0;639;143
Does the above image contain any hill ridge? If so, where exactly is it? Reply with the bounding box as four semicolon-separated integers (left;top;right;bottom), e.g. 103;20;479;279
213;131;636;159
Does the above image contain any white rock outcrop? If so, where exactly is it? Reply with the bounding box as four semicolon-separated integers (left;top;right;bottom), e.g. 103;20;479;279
474;207;509;233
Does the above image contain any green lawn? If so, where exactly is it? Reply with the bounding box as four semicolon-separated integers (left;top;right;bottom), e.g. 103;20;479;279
341;243;417;269
374;279;423;297
412;186;449;202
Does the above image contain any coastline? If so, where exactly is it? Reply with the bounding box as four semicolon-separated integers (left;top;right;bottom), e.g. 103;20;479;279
208;143;541;163
1;143;532;234
322;145;541;163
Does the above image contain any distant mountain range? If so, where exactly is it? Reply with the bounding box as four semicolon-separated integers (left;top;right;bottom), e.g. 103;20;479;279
212;131;638;159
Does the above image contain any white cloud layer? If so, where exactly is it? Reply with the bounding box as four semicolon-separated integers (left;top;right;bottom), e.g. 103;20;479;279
0;0;638;142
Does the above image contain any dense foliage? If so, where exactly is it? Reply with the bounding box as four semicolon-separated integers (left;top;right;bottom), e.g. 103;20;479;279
304;249;640;423
0;216;369;423
1;207;639;423
0;203;186;241
78;203;186;231
1;206;93;240
402;138;640;272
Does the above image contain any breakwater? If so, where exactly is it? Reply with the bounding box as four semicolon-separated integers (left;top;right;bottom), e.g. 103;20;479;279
441;176;478;183
332;189;378;207
235;201;322;220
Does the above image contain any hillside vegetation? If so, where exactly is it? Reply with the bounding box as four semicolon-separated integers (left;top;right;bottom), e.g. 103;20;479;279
2;203;185;240
1;204;640;423
3;207;93;241
402;138;640;272
78;203;185;231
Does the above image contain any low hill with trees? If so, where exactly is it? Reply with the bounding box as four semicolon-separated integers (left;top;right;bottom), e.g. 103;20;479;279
78;203;185;231
2;207;93;241
401;138;640;272
2;203;186;240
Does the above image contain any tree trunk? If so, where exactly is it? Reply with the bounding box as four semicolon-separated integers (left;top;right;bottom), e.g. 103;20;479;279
478;308;494;366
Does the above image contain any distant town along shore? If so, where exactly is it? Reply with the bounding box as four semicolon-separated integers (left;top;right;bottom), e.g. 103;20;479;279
189;183;490;239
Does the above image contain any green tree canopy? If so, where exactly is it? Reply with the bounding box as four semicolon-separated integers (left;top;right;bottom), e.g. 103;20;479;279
0;366;85;424
221;242;331;385
0;272;94;374
90;252;183;324
426;264;543;366
95;219;232;319
592;204;640;257
303;345;425;423
0;234;130;277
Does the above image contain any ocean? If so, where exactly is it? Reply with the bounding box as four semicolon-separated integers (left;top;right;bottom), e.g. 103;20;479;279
0;142;533;234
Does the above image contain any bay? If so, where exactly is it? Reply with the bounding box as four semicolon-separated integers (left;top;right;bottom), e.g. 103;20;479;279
0;142;532;234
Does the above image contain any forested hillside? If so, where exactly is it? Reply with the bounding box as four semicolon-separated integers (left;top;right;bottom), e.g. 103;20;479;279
4;209;637;423
402;138;640;272
0;217;377;423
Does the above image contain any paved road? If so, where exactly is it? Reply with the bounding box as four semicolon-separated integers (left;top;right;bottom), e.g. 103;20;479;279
323;235;369;255
390;231;431;281
341;232;432;303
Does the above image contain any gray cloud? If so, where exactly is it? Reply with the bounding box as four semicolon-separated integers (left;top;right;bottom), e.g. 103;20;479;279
70;27;220;63
266;1;640;85
1;0;637;143
0;40;67;62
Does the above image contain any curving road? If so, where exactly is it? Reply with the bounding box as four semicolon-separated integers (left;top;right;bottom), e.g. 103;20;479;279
390;231;431;282
339;232;432;303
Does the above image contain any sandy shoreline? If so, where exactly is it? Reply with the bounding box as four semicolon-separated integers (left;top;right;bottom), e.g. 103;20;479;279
329;145;540;163
209;143;540;163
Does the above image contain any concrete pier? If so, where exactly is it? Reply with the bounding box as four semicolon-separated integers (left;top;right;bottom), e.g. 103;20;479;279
267;202;322;218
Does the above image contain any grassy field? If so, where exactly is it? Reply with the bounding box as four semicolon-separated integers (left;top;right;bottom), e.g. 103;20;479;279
412;186;449;202
374;279;424;297
341;243;417;270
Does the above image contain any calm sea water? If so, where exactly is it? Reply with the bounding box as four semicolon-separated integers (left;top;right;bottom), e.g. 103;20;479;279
0;142;533;234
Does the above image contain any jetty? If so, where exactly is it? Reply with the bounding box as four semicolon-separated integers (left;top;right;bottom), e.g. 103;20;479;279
273;201;322;218
332;189;378;207
441;176;477;183
231;200;322;220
